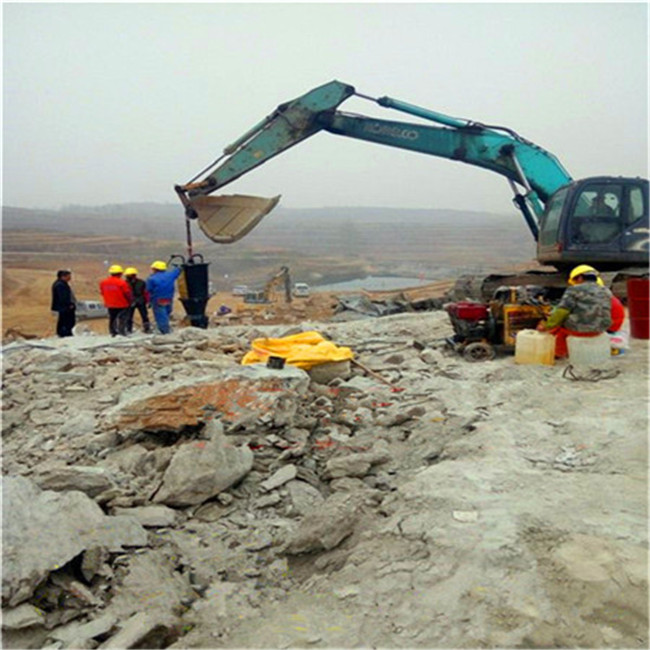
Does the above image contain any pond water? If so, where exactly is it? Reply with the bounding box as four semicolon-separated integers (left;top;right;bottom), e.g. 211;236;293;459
314;275;434;292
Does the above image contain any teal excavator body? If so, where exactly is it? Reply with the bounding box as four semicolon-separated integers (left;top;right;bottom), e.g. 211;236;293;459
175;80;648;274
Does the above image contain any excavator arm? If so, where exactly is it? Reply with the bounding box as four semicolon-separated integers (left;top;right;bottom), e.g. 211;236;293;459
175;80;573;243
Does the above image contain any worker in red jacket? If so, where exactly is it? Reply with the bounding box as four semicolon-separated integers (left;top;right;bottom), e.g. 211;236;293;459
609;294;625;333
100;265;133;336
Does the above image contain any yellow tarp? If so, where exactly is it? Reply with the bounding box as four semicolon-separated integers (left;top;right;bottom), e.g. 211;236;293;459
241;331;354;370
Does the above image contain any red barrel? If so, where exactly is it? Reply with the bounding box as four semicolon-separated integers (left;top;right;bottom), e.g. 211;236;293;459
627;278;649;339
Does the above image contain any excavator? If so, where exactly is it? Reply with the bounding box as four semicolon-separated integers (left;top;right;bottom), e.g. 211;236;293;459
243;265;292;304
174;80;648;302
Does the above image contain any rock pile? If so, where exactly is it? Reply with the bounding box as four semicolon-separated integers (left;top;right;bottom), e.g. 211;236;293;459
2;313;648;648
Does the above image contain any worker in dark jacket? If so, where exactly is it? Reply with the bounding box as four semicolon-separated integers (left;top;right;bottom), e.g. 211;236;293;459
51;269;76;337
99;265;133;336
124;267;152;334
146;260;181;334
537;264;613;358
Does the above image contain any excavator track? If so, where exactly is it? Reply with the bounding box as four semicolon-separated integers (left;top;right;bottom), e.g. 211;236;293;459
450;268;648;303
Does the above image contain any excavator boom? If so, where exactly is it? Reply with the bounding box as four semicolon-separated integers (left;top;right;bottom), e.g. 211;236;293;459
175;80;572;243
175;82;355;243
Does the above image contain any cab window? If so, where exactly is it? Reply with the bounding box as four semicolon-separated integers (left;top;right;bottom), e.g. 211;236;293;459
540;187;568;246
570;183;623;244
625;186;645;225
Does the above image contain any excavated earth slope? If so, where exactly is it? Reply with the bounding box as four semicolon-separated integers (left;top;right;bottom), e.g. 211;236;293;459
1;311;648;649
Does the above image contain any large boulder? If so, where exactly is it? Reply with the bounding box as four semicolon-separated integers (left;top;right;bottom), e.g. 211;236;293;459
286;480;325;516
152;420;254;507
283;492;363;555
2;476;147;607
103;364;310;434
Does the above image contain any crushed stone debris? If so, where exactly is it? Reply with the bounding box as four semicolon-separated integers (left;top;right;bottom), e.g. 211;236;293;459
1;311;647;649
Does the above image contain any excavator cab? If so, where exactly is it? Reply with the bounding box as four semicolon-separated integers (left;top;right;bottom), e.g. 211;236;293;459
537;176;649;270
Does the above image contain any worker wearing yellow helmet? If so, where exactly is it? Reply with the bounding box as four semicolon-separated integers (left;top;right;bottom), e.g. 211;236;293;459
568;264;605;287
537;264;615;358
123;267;152;334
99;264;133;336
568;264;625;332
146;260;181;334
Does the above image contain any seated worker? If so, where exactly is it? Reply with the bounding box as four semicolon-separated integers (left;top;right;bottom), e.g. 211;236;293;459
537;264;613;358
590;192;616;217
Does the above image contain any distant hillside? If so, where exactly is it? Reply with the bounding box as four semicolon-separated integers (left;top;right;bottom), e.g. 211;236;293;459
2;204;187;240
3;202;534;259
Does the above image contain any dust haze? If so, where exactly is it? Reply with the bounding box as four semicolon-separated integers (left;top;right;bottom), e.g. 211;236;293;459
3;3;648;213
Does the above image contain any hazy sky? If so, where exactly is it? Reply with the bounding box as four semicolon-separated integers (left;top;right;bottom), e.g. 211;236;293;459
3;2;648;214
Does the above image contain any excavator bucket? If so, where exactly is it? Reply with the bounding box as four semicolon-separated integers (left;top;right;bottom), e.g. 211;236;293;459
191;194;281;244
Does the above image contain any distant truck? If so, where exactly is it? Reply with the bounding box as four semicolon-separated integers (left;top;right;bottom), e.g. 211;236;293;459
293;282;311;298
231;285;249;296
75;300;108;321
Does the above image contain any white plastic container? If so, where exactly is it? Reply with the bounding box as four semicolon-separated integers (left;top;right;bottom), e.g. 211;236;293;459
567;333;611;367
514;329;555;366
607;313;630;356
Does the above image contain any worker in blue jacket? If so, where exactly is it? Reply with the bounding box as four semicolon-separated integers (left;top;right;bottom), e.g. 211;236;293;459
146;260;181;334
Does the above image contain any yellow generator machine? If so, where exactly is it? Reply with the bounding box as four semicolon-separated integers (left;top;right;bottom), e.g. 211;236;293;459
445;286;552;361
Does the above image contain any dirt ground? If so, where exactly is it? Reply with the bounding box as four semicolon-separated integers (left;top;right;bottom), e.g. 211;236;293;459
2;259;110;338
2;256;456;341
1;261;343;340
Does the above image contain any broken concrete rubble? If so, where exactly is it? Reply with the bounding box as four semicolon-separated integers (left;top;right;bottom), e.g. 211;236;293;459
259;463;298;492
1;603;46;630
31;464;116;497
111;504;180;528
46;612;118;649
2;476;147;608
285;479;325;516
98;611;178;649
283;492;364;555
1;311;648;649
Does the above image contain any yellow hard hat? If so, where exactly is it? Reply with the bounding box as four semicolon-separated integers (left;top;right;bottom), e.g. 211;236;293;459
151;260;167;271
568;264;604;286
124;267;138;276
108;264;124;275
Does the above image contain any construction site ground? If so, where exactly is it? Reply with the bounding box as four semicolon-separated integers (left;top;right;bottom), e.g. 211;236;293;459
1;258;455;341
2;307;648;649
1;255;648;649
